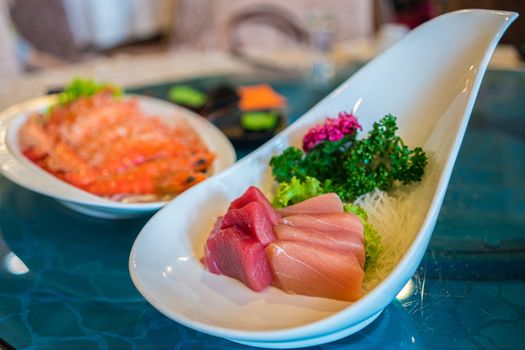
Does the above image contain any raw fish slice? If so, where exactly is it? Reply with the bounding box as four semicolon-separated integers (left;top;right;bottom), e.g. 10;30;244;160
265;240;364;301
209;216;224;237
278;193;343;217
274;224;365;268
229;186;281;225
281;213;364;242
221;201;277;246
203;227;272;292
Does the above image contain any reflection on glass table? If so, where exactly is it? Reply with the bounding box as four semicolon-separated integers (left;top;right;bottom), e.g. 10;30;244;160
0;69;524;349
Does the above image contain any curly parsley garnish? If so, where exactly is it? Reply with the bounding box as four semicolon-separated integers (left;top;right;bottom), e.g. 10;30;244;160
270;114;427;202
56;78;122;107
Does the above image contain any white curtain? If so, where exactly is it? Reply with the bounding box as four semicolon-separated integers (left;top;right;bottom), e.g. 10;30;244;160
0;0;20;78
62;0;175;49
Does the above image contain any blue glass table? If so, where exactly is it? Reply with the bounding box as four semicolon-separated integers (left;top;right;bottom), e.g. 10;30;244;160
1;69;524;349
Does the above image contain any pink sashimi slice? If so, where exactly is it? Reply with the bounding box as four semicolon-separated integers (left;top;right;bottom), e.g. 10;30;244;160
203;226;272;292
280;212;364;242
208;216;223;238
274;224;365;268
278;193;343;217
221;201;277;246
265;240;364;301
229;186;281;225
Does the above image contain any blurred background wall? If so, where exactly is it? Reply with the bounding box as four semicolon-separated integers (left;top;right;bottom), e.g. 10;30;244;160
0;0;523;79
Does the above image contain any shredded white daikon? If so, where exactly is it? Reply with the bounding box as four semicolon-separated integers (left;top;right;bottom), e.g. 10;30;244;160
355;187;424;292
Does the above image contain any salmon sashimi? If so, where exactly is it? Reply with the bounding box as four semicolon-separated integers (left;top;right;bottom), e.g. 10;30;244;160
265;240;364;301
274;224;365;268
203;226;273;292
278;193;343;217
17;92;215;201
280;212;364;242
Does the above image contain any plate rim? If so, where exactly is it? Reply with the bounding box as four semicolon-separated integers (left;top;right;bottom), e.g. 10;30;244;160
0;93;236;212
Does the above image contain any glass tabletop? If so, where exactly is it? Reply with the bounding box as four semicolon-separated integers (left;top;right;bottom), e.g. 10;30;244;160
0;69;524;350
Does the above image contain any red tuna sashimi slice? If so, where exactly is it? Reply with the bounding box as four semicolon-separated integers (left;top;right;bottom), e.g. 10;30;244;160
280;212;364;242
203;227;272;292
274;224;365;268
278;193;343;217
221;201;277;246
229;186;281;225
265;240;364;301
208;216;224;238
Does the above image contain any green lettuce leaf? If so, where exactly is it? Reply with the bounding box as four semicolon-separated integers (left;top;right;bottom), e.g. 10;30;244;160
344;204;382;271
272;176;325;208
56;78;122;107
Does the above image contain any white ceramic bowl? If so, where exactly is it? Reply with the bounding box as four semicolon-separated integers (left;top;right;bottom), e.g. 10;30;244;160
0;95;236;219
129;10;517;348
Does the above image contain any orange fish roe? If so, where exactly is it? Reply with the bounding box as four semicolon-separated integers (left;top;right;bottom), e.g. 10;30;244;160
18;92;215;202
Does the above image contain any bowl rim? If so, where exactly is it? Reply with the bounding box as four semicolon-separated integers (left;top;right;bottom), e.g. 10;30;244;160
0;94;236;212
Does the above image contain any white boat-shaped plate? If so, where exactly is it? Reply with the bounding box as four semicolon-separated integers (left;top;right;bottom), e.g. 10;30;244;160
0;95;236;219
129;9;517;348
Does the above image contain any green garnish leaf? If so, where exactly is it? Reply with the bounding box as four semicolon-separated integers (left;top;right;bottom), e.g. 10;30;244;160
269;147;308;183
168;85;206;108
269;114;427;202
272;176;325;208
241;111;279;131
55;78;122;107
344;204;382;271
343;203;367;221
342;114;427;198
363;221;382;271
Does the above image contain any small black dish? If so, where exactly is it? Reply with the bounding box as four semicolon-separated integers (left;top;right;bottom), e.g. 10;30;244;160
169;83;288;148
208;106;287;148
